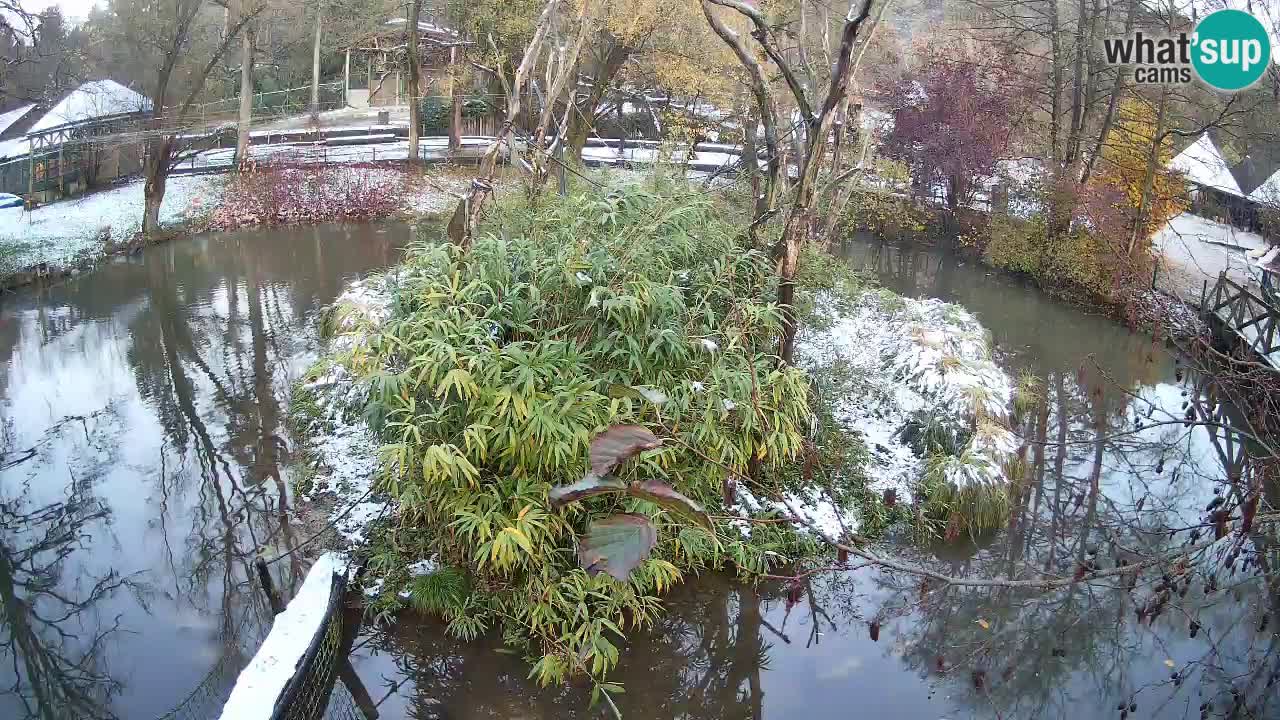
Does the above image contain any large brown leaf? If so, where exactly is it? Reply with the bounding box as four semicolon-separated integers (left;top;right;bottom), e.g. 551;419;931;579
628;480;712;530
577;513;658;581
588;425;662;476
548;474;627;507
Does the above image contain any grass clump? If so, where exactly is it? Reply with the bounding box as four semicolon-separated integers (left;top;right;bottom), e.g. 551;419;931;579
337;179;841;685
1012;370;1042;421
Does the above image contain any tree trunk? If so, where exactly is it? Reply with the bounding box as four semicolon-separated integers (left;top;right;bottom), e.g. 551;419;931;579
407;0;422;164
565;39;632;161
1064;0;1087;170
142;136;173;236
448;45;461;151
1081;0;1135;186
310;0;323;116
1127;88;1169;257
235;24;255;169
740;100;762;218
776;213;807;363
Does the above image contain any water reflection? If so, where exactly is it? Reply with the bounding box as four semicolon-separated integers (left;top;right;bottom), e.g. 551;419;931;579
0;223;409;719
353;236;1276;719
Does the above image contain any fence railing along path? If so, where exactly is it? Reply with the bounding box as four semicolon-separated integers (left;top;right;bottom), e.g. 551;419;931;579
1202;272;1280;369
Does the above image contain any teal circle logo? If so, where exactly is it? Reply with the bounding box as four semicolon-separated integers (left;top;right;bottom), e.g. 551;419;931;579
1192;9;1272;91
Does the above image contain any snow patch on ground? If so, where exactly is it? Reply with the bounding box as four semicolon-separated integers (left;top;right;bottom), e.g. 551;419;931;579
403;175;467;216
218;552;347;720
0;174;224;270
1153;212;1268;304
296;361;381;540
0;161;466;279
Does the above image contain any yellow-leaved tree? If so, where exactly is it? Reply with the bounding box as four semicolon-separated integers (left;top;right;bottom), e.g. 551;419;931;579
1095;98;1187;246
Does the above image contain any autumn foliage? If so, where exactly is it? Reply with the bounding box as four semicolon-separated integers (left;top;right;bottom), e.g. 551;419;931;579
879;51;1026;212
1094;99;1188;240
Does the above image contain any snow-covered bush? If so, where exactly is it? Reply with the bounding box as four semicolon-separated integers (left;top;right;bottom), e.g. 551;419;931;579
800;283;1018;537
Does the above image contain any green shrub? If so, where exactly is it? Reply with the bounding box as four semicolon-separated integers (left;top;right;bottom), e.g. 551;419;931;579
420;95;497;134
835;159;929;239
984;215;1113;298
337;180;824;686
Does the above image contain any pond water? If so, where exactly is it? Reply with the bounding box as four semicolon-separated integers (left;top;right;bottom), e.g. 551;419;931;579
0;223;411;720
346;235;1277;719
2;228;1274;720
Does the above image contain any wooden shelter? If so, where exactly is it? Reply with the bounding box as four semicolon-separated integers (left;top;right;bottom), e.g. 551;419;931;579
343;18;463;108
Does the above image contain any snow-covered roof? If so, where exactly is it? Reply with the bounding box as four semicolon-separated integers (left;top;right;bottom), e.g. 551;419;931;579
1170;133;1243;197
383;17;459;39
1249;168;1280;206
0;104;37;136
27;80;151;134
0;137;29;161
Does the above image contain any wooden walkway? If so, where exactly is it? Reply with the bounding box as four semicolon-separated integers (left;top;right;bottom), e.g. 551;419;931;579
1201;272;1280;369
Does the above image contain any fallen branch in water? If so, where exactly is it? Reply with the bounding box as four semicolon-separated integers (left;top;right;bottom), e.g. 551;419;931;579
778;496;1280;591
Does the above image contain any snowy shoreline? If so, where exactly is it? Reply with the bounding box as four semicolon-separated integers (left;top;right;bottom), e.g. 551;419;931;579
734;289;1019;539
290;275;400;553
0;164;467;291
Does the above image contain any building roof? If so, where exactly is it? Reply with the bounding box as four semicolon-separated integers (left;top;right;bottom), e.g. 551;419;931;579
0;104;37;138
383;17;460;42
1170;133;1243;197
1248;167;1280;206
27;80;152;134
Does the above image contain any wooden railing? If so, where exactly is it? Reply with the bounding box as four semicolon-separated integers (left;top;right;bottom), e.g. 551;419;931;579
1204;273;1280;364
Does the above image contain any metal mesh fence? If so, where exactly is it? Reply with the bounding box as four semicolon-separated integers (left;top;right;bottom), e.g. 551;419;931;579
269;570;349;720
319;673;371;720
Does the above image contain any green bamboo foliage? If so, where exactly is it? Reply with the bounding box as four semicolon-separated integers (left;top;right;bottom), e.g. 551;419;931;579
336;181;814;684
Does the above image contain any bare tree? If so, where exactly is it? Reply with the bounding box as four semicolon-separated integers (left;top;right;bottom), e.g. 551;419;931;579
98;0;267;235
309;0;324;118
448;0;581;248
234;3;257;168
700;0;876;363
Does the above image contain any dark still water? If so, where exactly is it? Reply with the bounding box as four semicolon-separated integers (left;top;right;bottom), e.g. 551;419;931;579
344;236;1277;719
0;223;409;720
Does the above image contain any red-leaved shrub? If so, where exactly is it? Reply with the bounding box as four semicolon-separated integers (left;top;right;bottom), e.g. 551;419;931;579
210;162;408;230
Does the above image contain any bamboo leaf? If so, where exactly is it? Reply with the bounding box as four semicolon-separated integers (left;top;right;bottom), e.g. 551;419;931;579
627;480;712;530
577;513;658;581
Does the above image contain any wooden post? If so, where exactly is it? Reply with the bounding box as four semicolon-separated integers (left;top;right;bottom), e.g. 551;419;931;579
254;558;285;615
344;49;351;107
56;144;64;198
556;141;566;196
449;45;461;152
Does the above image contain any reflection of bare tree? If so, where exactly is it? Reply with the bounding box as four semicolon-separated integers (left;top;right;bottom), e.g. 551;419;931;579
0;477;128;720
808;364;1280;719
